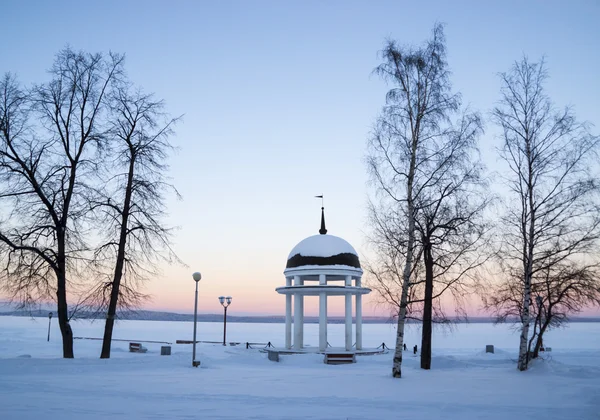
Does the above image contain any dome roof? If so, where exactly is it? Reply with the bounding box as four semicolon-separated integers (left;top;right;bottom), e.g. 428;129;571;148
286;234;361;269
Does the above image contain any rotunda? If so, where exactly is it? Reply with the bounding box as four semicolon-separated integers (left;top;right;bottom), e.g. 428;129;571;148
276;208;371;352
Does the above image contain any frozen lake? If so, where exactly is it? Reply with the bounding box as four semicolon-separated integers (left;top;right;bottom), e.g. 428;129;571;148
0;317;599;419
2;316;598;356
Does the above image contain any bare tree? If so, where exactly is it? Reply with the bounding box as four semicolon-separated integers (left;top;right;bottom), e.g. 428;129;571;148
412;113;491;370
84;85;181;358
367;106;491;371
484;260;600;360
0;50;123;358
530;263;600;357
491;57;600;371
366;24;469;377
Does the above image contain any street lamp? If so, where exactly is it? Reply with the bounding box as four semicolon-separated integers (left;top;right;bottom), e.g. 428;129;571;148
218;296;232;346
47;312;53;342
192;271;202;367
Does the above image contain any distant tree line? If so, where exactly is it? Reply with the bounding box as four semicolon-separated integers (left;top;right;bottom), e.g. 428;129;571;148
0;48;181;358
365;23;600;377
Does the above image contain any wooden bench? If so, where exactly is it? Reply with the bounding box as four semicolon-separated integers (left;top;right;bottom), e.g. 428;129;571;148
129;342;148;353
324;352;356;365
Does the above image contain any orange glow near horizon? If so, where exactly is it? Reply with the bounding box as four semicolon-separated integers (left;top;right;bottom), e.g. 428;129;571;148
141;264;600;318
145;293;391;317
3;229;599;318
141;263;495;318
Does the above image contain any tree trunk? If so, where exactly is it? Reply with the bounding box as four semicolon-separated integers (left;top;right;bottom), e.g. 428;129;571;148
532;318;550;359
56;289;74;358
518;133;536;372
517;272;532;370
518;221;533;370
392;205;415;377
392;172;416;377
392;143;417;377
392;115;420;378
100;157;135;359
56;238;74;358
392;269;411;378
421;240;434;370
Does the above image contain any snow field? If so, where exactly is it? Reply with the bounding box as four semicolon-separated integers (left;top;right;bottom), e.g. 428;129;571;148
0;317;598;419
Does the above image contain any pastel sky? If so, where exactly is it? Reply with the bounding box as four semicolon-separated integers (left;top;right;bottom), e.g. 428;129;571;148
1;0;599;317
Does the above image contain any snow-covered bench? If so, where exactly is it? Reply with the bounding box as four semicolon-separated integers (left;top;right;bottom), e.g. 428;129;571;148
129;342;148;353
324;352;356;365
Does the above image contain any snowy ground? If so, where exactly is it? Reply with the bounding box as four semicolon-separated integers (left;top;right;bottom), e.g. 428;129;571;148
0;317;599;419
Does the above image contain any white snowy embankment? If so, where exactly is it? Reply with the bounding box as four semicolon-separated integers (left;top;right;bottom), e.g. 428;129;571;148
0;317;599;420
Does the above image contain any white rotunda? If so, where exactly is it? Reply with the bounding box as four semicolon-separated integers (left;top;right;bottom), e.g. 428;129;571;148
276;208;371;352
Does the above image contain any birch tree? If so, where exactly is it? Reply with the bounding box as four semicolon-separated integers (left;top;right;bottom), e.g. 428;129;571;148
491;57;600;371
367;86;491;372
366;24;463;378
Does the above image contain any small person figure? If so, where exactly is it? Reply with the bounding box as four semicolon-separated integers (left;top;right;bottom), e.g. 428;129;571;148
403;343;407;351
413;345;418;355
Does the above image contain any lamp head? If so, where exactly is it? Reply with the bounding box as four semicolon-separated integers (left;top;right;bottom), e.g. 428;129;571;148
192;272;202;282
226;296;232;305
218;296;225;304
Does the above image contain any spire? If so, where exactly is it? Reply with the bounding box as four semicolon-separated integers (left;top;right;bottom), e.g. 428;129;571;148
319;206;327;235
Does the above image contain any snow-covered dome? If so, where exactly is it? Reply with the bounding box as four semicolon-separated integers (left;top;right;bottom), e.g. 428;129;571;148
287;234;358;259
286;234;361;269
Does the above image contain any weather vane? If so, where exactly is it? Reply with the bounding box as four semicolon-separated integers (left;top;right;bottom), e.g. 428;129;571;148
315;194;324;208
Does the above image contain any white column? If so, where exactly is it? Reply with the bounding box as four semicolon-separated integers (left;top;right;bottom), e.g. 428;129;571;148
345;275;352;351
319;274;327;352
293;275;303;350
285;293;292;349
319;293;328;351
356;276;363;350
285;277;292;349
356;295;363;350
299;277;304;348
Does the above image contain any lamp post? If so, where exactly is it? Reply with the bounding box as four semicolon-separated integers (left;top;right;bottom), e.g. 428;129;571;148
192;272;202;367
218;296;232;346
47;312;53;342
